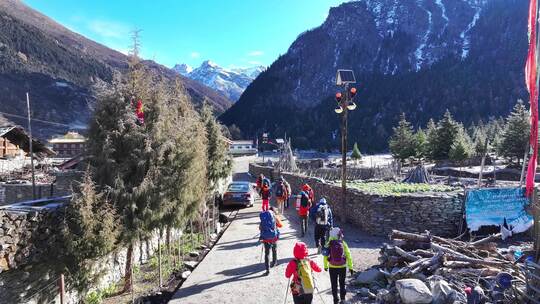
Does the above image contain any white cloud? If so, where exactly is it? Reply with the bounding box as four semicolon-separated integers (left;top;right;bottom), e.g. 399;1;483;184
88;20;131;39
190;52;201;58
248;50;264;57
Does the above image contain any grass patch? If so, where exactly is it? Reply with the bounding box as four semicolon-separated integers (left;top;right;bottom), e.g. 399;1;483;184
345;181;457;196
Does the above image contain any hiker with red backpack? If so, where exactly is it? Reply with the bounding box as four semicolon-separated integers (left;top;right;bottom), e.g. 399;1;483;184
285;242;322;304
260;176;271;211
274;177;288;214
260;207;283;275
323;227;354;304
297;184;313;237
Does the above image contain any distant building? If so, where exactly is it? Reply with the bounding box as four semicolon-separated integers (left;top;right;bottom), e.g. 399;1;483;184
49;132;86;158
228;140;257;156
0;126;54;158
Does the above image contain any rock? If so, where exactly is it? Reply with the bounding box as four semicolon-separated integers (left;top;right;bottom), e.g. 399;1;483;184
429;276;465;304
183;261;197;270
376;288;397;303
189;251;199;258
181;270;191;279
0;256;9;272
356;267;385;284
396;279;433;304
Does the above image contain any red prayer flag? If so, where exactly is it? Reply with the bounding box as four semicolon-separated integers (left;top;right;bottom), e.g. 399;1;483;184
525;0;538;196
135;99;145;124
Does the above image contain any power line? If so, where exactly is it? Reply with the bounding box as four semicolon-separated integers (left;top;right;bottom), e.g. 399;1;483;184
0;111;72;127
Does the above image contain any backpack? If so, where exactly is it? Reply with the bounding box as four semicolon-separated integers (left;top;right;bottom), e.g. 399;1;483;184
260;211;278;240
300;191;310;208
262;178;271;188
276;183;285;198
291;259;314;295
316;205;329;225
328;240;346;266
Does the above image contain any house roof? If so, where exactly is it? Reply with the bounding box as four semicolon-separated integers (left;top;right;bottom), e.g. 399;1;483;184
0;126;55;157
231;140;254;145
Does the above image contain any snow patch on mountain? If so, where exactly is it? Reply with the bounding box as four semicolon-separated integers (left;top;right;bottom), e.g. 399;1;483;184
414;0;433;70
460;4;482;59
175;60;265;101
435;0;449;36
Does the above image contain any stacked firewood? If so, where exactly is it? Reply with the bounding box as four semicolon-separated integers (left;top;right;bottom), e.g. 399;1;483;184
355;229;529;303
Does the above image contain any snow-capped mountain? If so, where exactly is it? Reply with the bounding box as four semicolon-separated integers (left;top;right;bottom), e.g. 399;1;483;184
174;60;265;101
221;0;529;151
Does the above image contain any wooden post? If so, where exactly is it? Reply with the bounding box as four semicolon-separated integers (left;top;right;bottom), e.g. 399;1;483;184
158;234;162;288
58;274;65;304
26;93;36;199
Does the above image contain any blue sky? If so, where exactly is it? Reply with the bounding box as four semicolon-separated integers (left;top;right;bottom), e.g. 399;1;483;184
24;0;346;69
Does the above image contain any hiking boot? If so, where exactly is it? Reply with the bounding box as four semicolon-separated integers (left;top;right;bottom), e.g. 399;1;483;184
270;260;277;268
264;270;270;276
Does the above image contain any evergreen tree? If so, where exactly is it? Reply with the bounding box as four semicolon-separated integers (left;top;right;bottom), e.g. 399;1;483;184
432;110;460;160
425;118;438;160
497;100;530;164
201;101;232;193
62;170;118;288
389;114;416;164
351;142;362;161
449;127;473;162
414;128;428;160
227;124;243;140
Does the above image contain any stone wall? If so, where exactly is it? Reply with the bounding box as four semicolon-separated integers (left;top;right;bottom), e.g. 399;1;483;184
0;205;179;303
0;171;83;207
250;164;463;237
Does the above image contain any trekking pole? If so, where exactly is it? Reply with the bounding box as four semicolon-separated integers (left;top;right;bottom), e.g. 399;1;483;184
259;243;264;263
313;276;328;304
283;277;291;304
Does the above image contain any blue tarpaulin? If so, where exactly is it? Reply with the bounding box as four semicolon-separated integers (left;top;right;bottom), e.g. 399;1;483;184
465;187;533;233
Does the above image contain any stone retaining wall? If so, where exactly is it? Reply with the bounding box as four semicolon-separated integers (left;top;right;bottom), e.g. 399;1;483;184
0;206;179;303
250;164;463;237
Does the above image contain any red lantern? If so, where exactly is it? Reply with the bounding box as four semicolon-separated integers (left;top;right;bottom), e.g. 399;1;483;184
335;92;342;102
350;87;357;98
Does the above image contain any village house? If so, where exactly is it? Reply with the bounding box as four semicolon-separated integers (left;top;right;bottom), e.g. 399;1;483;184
49;131;86;158
0;126;54;159
228;139;257;156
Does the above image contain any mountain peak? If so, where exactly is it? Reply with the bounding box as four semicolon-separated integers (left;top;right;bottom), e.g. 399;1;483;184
174;60;265;101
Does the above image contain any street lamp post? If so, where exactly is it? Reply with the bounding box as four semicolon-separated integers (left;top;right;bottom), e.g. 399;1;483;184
334;70;357;222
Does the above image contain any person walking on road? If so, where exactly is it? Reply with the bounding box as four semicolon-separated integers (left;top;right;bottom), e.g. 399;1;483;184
260;176;271;211
323;227;354;304
274;177;288;214
298;185;312;237
260;207;283;275
256;174;265;195
283;177;292;209
285;242;322;304
311;198;333;254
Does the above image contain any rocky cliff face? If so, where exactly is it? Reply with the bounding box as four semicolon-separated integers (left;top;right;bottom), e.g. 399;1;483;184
221;0;528;151
0;0;231;139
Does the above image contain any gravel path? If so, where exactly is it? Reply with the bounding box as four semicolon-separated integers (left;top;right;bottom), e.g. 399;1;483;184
170;158;385;303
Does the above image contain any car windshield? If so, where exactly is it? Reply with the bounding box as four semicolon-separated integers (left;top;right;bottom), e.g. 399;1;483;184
227;183;249;192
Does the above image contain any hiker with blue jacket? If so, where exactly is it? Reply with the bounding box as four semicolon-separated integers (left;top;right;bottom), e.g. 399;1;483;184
310;198;334;254
323;227;353;304
260;207;283;275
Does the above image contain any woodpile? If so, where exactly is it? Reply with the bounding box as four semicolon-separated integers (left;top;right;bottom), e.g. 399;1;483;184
354;229;529;303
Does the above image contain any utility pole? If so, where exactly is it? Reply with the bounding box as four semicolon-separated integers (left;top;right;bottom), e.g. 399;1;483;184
334;70;357;222
26;92;36;199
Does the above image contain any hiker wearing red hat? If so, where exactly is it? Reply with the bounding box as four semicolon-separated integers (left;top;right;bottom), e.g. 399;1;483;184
298;184;313;237
285;242;322;304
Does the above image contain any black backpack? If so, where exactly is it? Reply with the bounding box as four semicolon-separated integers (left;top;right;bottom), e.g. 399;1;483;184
300;191;310;208
276;183;285;197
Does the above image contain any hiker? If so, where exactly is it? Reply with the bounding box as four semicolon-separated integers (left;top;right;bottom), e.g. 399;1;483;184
256;174;265;195
298;184;312;237
323;227;353;304
285;242;322;304
311;198;333;254
283;177;292;209
261;176;271;211
274;177;288;214
260;207;283;275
